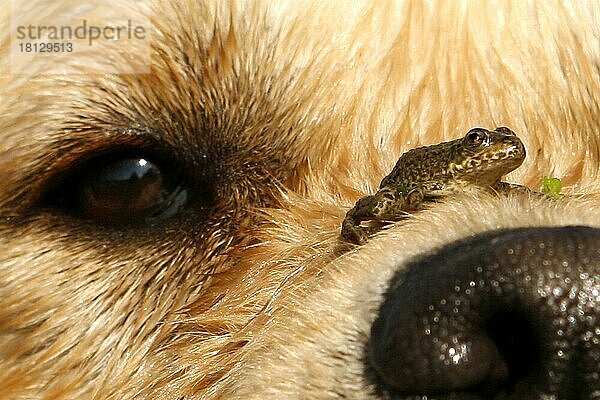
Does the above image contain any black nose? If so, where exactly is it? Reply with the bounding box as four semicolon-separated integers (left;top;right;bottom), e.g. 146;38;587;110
369;226;600;399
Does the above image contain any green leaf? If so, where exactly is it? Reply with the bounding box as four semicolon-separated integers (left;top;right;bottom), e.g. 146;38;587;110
541;177;564;199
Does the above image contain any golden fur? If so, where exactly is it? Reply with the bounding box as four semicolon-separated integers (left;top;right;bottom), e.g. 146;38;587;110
0;1;599;398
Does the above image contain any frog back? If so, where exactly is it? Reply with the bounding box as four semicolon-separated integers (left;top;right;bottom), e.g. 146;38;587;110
379;139;462;189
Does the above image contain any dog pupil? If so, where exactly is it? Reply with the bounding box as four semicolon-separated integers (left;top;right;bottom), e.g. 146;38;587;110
98;158;154;182
78;157;175;223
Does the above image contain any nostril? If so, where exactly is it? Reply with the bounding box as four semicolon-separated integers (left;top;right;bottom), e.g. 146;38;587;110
484;308;540;390
368;226;600;399
492;308;540;377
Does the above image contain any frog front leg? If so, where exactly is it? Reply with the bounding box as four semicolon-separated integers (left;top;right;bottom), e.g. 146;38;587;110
341;187;424;244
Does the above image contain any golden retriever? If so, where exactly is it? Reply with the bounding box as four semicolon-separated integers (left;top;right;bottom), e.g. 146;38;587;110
1;1;599;399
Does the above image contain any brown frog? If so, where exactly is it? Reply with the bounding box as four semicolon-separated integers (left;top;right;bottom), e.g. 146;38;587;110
341;127;527;244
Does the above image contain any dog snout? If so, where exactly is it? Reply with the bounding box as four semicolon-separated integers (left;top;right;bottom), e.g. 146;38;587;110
369;226;600;399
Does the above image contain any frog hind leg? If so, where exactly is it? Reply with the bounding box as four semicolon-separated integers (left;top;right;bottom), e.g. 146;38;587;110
341;187;424;244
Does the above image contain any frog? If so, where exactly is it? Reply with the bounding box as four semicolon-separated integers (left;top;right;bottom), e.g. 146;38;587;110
341;127;527;244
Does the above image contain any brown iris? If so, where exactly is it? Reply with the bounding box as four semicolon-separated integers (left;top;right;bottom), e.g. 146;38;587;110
76;157;187;224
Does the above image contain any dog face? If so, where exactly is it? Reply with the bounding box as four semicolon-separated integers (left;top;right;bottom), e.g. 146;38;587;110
1;1;599;399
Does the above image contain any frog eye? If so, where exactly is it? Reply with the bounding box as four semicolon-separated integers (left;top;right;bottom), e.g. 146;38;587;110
465;129;487;147
46;154;191;225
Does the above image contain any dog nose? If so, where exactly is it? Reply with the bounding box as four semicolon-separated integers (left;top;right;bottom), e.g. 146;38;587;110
369;226;600;399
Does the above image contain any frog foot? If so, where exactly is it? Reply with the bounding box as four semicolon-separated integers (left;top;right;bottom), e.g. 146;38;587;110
340;220;370;245
405;188;425;210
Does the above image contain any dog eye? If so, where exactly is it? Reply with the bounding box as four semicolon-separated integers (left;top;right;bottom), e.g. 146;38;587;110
79;157;187;223
47;155;190;225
